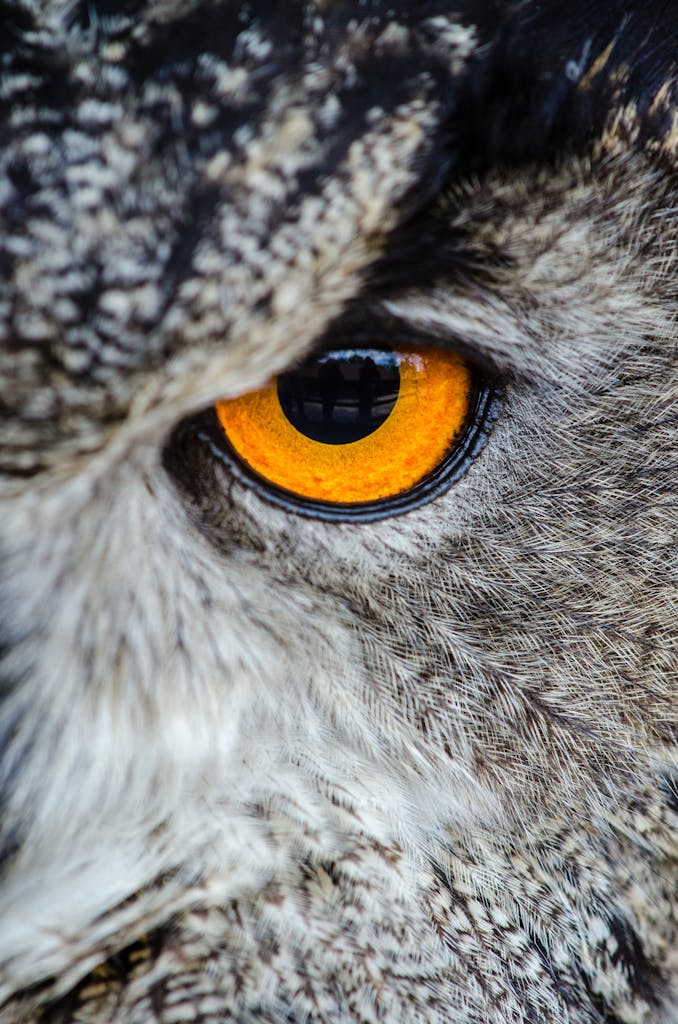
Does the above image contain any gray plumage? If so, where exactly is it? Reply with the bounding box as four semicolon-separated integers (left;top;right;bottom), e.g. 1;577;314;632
0;2;676;1022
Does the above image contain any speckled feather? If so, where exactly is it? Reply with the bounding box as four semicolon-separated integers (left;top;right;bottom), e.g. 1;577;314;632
0;2;676;1022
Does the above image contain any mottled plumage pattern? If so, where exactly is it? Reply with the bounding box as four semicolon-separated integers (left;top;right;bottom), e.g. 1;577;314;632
0;1;676;1022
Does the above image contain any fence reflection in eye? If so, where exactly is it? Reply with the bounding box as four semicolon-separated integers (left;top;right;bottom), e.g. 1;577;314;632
276;347;401;445
209;343;495;520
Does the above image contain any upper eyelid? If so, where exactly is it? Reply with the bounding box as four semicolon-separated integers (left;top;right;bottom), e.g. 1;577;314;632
317;303;507;381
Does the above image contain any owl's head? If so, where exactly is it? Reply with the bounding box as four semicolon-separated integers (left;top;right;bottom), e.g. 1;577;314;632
0;2;676;1021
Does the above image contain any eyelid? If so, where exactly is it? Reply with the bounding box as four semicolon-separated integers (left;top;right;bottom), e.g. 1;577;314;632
319;307;506;381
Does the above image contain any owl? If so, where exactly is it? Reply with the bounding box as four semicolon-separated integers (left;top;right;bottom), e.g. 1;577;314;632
0;1;676;1022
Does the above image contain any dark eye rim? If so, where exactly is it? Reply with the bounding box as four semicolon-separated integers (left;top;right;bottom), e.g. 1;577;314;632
197;369;502;523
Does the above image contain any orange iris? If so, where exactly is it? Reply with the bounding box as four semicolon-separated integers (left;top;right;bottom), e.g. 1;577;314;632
215;345;472;506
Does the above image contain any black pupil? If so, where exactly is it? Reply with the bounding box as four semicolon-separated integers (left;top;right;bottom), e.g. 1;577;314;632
277;347;400;445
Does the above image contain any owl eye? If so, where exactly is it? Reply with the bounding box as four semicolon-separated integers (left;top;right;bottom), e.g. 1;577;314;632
208;342;496;521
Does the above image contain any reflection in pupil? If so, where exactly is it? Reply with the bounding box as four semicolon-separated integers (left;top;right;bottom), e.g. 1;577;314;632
277;347;400;445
